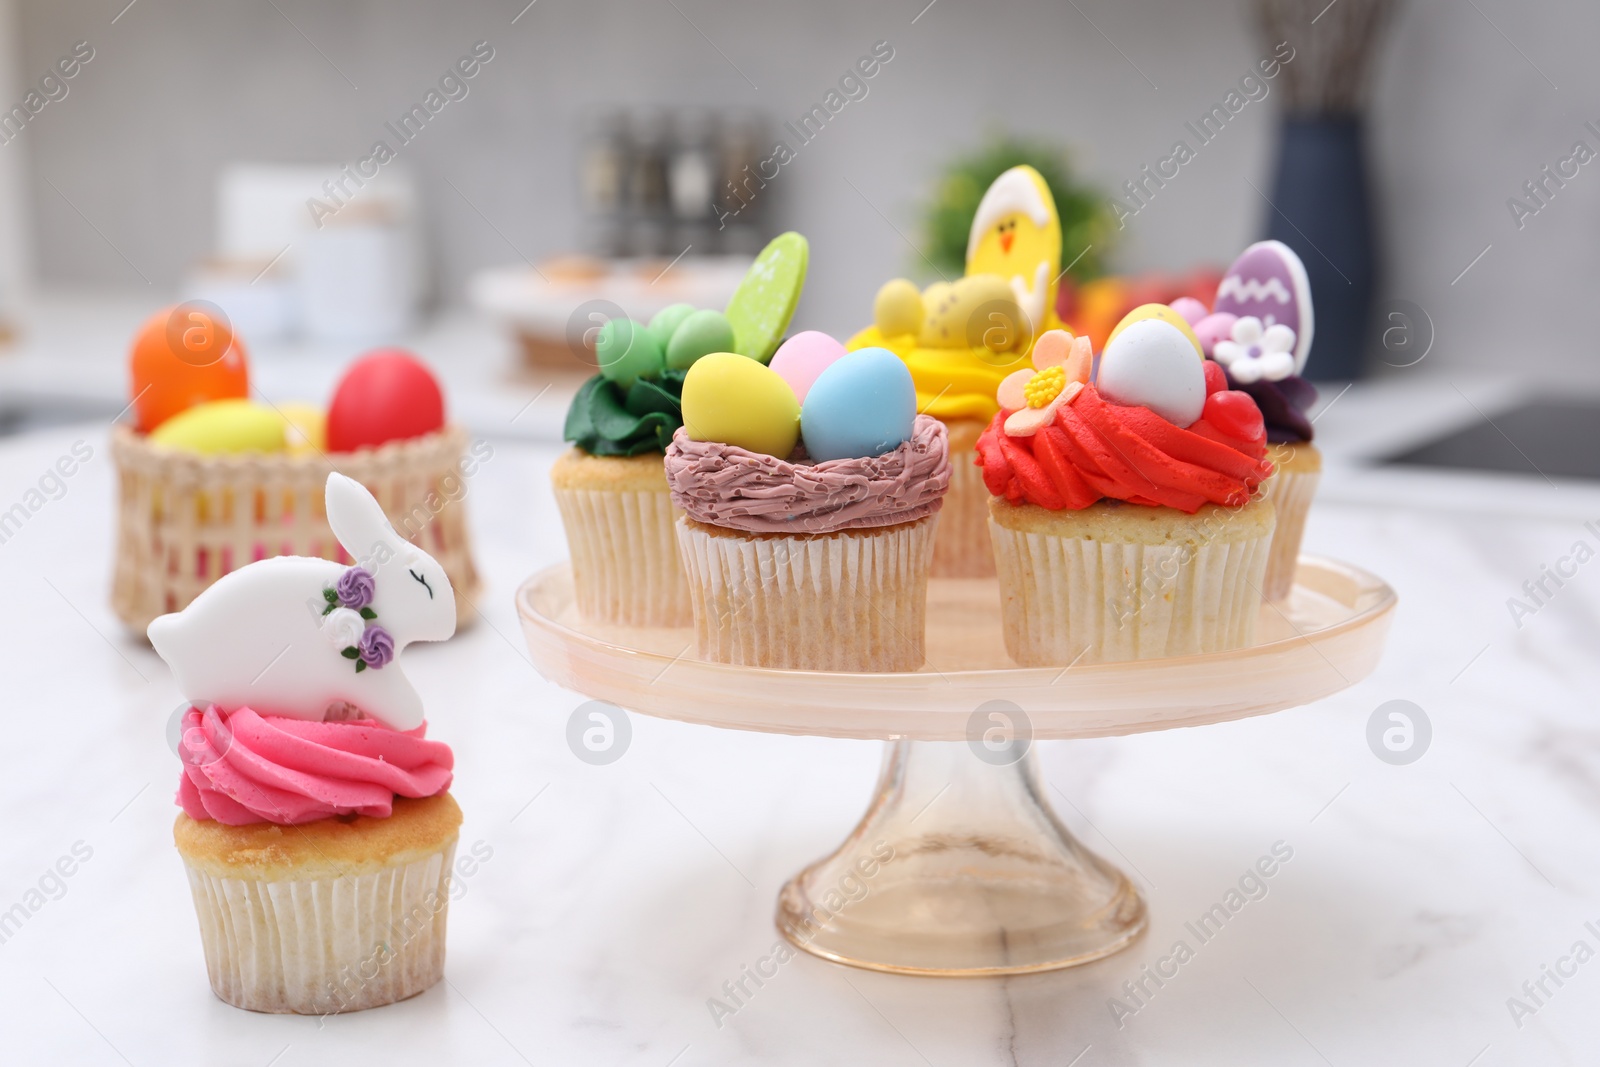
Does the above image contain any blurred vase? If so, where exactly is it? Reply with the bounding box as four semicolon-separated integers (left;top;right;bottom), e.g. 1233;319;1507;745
1265;116;1375;381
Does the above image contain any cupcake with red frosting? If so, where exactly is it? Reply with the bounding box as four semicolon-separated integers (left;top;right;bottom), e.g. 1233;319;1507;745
976;309;1276;665
151;473;463;1014
665;346;950;671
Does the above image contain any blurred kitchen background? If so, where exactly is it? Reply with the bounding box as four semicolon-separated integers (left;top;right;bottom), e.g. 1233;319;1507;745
0;0;1593;460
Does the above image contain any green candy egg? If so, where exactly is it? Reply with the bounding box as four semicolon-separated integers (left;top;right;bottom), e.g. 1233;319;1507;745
596;318;664;389
665;308;736;371
647;303;696;351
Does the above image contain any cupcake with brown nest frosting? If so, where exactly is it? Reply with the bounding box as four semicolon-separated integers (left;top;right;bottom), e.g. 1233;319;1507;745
665;347;949;672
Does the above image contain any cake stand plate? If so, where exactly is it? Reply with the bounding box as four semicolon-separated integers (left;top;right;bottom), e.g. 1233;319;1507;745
516;557;1396;976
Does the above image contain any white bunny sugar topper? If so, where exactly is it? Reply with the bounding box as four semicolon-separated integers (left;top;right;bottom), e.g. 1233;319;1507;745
148;473;456;731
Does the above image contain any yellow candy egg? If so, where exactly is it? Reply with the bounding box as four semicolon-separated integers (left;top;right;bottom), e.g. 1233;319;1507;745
278;401;327;456
681;352;800;458
873;278;924;338
149;398;287;455
1105;303;1204;359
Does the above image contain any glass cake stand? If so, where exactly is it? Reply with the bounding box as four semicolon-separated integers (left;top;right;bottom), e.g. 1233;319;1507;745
515;557;1396;976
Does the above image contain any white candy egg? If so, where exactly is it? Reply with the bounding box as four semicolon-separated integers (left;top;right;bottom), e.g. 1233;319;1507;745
1096;319;1206;427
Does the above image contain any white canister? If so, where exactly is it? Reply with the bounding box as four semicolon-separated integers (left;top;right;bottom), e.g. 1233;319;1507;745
299;201;417;342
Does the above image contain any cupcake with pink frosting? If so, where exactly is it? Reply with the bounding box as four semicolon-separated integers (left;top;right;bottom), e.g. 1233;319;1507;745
151;473;463;1014
665;344;950;671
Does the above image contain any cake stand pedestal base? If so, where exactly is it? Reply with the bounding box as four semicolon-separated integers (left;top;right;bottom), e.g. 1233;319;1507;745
777;740;1146;976
518;558;1398;978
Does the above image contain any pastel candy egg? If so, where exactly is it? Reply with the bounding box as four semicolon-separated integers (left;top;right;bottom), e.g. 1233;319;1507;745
1097;319;1206;427
647;303;697;350
149;398;286;455
1105;303;1204;359
681;352;800;458
278;401;327;455
800;347;915;462
1169;296;1209;326
1213;239;1313;372
595;318;664;389
1192;312;1238;358
873;278;924;337
665;308;735;371
769;330;848;404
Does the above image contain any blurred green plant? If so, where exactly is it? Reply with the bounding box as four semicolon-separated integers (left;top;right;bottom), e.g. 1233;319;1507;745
921;135;1115;285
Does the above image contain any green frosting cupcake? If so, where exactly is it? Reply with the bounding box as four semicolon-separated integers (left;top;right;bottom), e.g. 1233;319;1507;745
563;371;687;457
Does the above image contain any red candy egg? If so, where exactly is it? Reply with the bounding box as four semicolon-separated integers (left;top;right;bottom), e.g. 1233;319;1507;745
1203;389;1264;442
326;349;445;453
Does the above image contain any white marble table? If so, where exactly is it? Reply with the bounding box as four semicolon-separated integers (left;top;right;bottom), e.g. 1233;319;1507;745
0;415;1595;1066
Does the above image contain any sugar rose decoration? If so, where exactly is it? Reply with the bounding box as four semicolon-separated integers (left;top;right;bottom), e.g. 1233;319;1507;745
335;566;376;610
321;565;389;673
322;607;366;649
358;625;395;669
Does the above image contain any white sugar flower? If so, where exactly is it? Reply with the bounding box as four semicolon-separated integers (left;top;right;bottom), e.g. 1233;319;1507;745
1212;316;1296;384
322;606;366;650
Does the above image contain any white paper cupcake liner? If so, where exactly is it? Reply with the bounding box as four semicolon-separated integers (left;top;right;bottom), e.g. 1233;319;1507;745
989;517;1272;666
1260;467;1320;602
182;840;457;1014
931;451;995;578
676;516;935;671
554;486;691;626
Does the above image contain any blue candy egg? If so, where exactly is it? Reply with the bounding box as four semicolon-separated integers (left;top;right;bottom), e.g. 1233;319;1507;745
800;347;916;462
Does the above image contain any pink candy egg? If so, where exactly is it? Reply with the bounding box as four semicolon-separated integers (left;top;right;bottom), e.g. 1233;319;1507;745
1192;312;1239;359
768;331;848;404
1169;297;1209;327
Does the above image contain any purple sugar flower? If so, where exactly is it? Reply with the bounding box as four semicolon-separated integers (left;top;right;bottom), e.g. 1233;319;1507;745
357;624;394;669
336;566;376;610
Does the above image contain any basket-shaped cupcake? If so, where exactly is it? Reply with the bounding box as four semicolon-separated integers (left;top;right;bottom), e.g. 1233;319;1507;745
666;348;950;673
110;307;481;632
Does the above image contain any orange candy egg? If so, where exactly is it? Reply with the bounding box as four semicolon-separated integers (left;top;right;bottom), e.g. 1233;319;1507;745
129;302;250;433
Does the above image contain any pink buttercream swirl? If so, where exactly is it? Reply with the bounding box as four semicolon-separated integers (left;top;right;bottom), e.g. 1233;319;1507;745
664;415;950;534
176;705;453;826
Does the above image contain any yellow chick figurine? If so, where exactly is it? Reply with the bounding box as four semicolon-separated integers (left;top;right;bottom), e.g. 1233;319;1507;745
965;164;1063;336
847;165;1063;421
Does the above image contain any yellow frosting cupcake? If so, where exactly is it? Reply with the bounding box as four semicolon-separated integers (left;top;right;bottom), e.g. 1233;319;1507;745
846;166;1068;576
